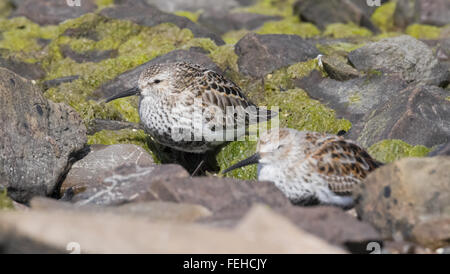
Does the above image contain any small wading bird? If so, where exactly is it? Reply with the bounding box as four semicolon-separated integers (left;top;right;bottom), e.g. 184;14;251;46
105;62;276;172
223;128;383;208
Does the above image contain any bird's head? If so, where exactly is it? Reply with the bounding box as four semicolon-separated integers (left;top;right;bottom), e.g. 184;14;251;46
222;128;294;174
104;63;175;103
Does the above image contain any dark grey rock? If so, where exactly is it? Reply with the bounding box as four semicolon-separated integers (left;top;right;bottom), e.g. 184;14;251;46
0;57;45;80
428;142;450;156
147;177;291;219
100;2;224;45
11;0;97;25
296;71;450;148
42;75;79;89
0;67;87;203
351;84;450;148
235;33;320;78
60;45;118;63
198;12;281;35
93;49;223;100
348;35;449;86
295;70;408;128
141;0;254;13
86;119;142;135
394;0;450;28
293;0;378;32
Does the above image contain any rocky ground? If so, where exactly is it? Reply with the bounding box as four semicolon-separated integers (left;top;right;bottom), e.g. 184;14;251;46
0;0;449;254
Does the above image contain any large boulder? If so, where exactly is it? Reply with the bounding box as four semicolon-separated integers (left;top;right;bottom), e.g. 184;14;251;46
354;156;450;249
235;33;319;78
0;68;86;203
348;35;449;86
0;205;346;253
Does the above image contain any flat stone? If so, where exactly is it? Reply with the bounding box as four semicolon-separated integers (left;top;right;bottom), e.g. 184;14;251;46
31;197;212;223
0;205;346;253
70;163;189;206
60;144;155;196
0;68;86;203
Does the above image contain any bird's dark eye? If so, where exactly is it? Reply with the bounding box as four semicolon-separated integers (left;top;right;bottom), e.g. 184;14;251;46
153;79;161;84
277;144;285;150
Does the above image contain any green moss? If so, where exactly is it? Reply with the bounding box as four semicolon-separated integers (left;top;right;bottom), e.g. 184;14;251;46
88;129;153;154
256;17;320;38
234;0;297;17
263;59;323;91
222;29;250;45
0;17;59;62
262;88;351;133
0;189;13;210
95;0;114;11
368;139;431;163
0;1;12;18
41;14;218;127
217;140;258;180
405;24;442;40
371;1;397;32
174;10;201;22
316;42;365;56
181;37;218;53
323;23;372;38
446;96;450;101
209;44;240;82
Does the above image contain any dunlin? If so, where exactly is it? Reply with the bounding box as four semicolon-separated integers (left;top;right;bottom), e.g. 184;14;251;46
223;128;382;208
105;62;276;154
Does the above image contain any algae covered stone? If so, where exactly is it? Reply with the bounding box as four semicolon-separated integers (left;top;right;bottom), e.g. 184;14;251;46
368;139;431;163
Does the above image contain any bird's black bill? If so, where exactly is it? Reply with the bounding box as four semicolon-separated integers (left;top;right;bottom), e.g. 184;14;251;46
222;153;260;174
105;87;140;103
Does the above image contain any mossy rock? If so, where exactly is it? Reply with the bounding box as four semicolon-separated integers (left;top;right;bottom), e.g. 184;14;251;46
0;189;14;210
405;24;443;40
323;23;372;39
368;139;431;163
35;14;220;127
234;0;297;17
88;129;154;156
256;17;320;38
371;1;397;33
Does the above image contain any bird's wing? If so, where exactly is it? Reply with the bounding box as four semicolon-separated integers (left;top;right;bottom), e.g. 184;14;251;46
195;69;275;131
306;135;381;195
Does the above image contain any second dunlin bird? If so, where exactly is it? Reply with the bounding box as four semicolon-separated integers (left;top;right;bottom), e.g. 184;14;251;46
105;62;275;154
223;128;383;208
